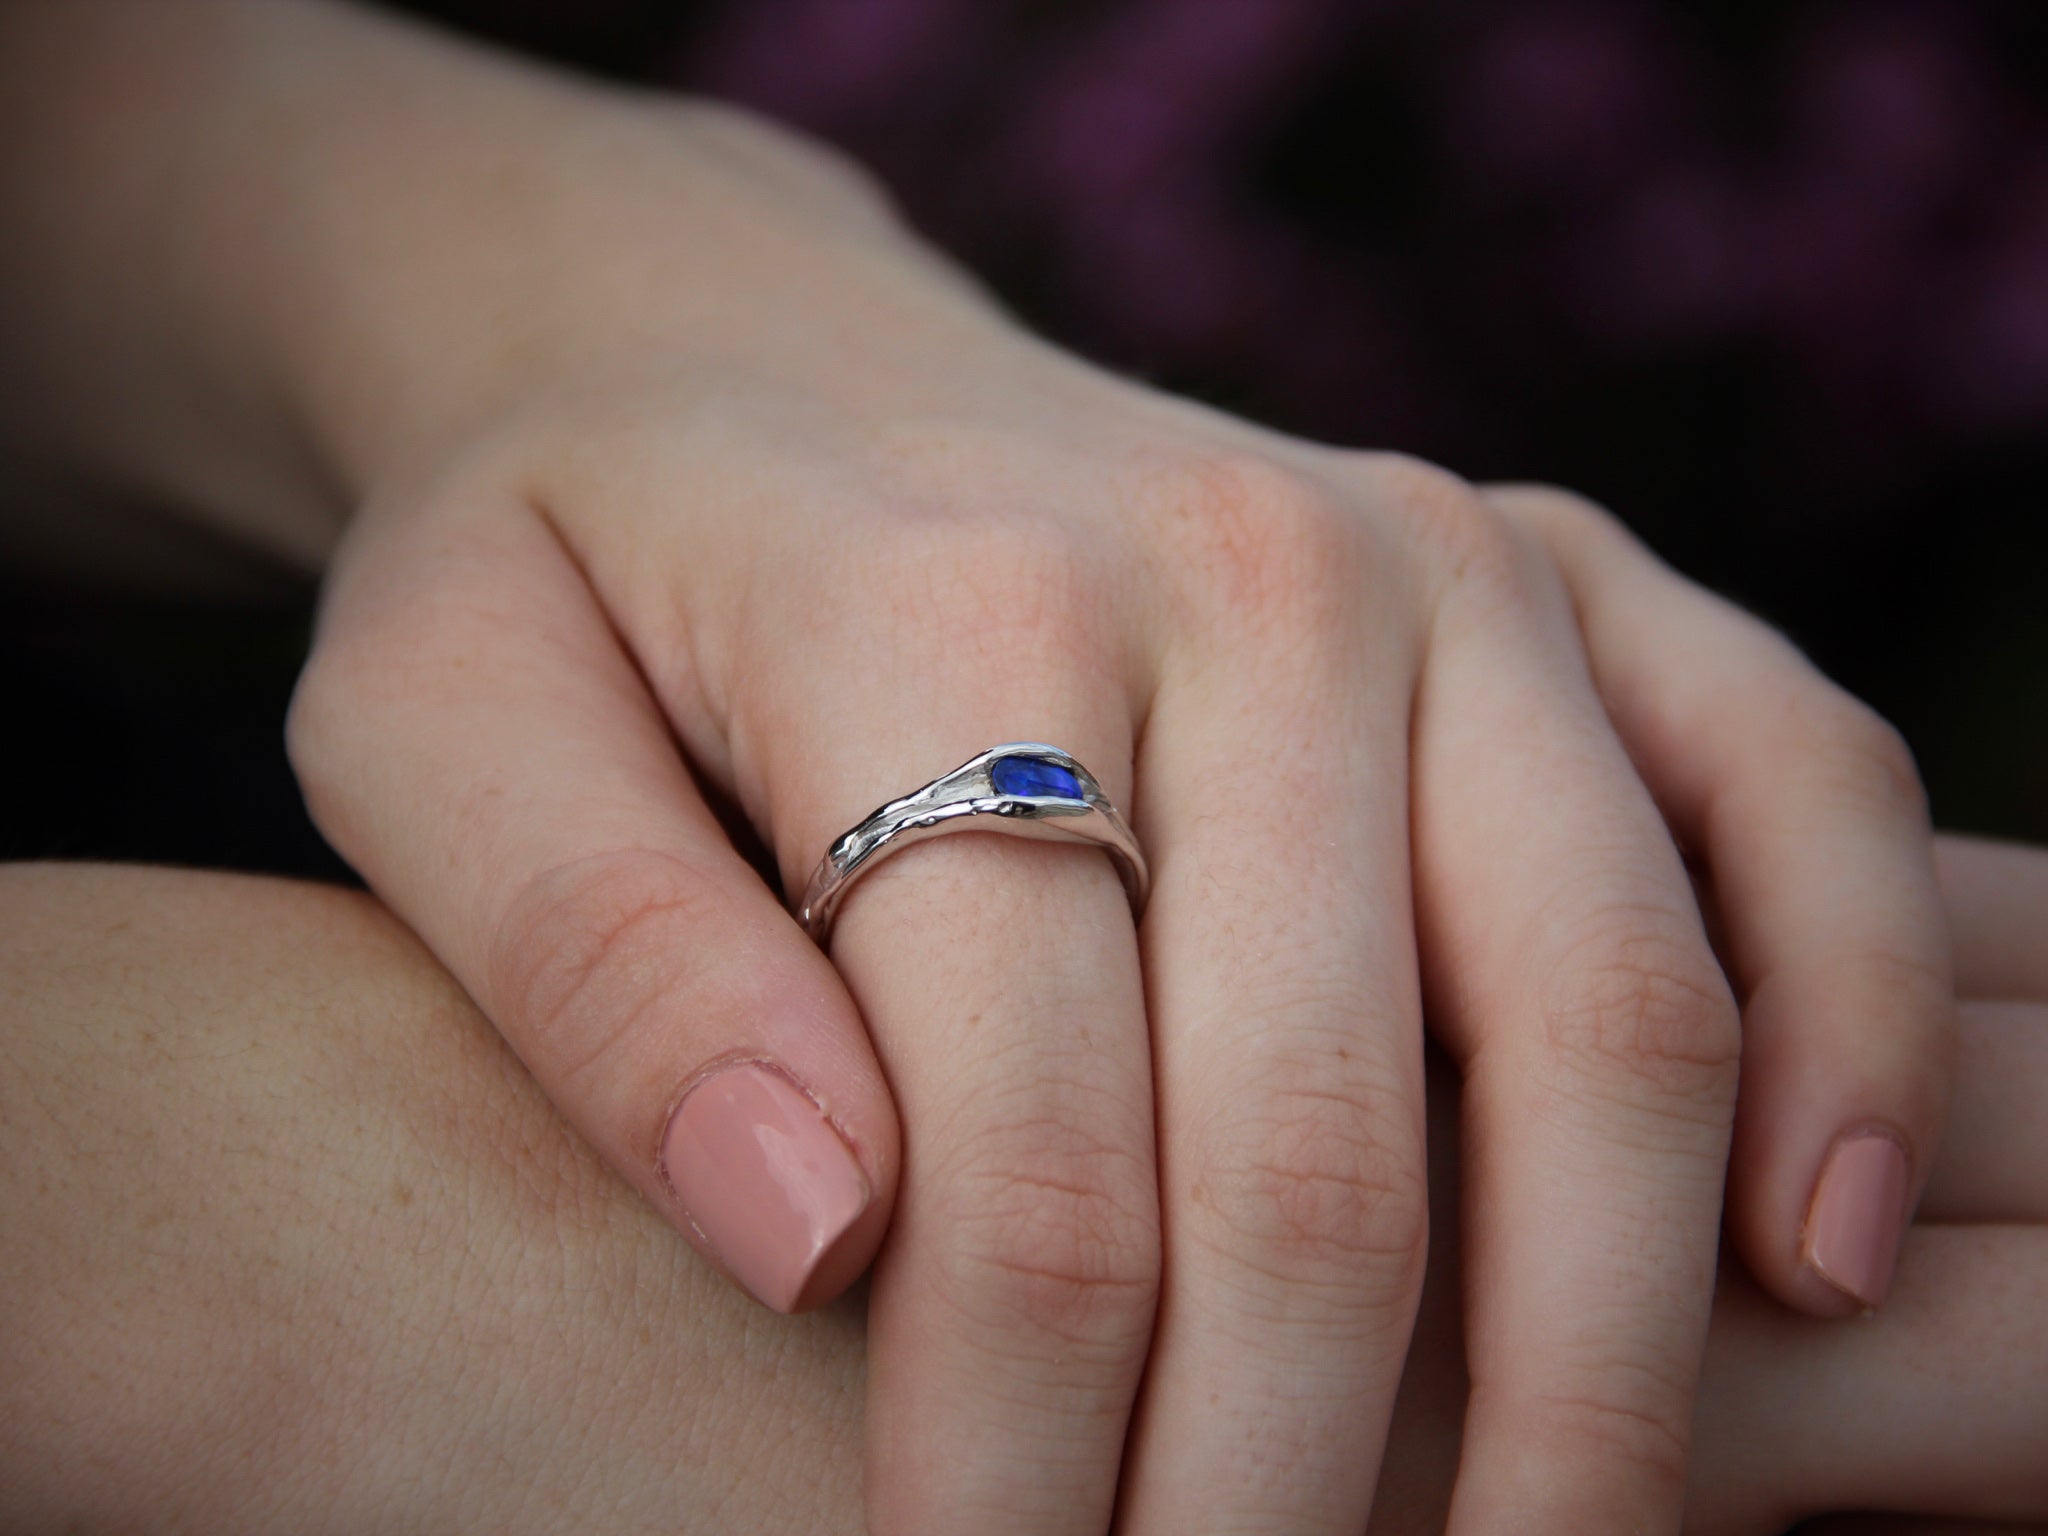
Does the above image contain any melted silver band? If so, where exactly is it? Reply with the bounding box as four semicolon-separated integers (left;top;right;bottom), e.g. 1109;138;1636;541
797;742;1148;945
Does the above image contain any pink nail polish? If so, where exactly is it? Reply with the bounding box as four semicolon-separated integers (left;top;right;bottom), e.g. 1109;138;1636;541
1801;1132;1910;1310
659;1062;870;1313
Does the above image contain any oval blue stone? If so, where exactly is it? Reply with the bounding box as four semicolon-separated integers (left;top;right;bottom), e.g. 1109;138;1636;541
990;755;1083;800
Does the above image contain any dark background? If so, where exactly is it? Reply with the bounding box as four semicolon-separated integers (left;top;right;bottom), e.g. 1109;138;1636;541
7;0;2045;875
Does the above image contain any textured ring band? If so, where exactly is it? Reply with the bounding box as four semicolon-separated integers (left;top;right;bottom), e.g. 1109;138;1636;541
797;743;1149;945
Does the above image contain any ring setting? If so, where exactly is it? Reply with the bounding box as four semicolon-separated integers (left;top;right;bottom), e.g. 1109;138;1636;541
797;743;1148;944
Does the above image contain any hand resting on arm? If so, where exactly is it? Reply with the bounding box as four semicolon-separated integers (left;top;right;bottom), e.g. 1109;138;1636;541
0;4;1968;1529
1;852;2041;1534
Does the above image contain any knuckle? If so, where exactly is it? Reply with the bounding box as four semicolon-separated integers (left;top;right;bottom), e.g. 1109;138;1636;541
1844;945;1956;1027
1362;450;1532;598
1146;448;1365;632
1788;691;1929;823
867;515;1106;671
934;1117;1161;1351
1526;1388;1692;1507
1484;480;1622;538
1797;945;1957;1118
283;648;349;819
1189;1086;1428;1294
688;100;905;230
285;576;503;834
1540;914;1741;1110
284;606;407;782
487;850;738;1091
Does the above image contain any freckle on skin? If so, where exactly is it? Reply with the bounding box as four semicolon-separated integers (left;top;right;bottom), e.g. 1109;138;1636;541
392;1182;413;1207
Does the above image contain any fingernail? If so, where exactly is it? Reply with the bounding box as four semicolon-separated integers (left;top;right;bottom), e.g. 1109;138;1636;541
659;1062;870;1313
1801;1132;1910;1309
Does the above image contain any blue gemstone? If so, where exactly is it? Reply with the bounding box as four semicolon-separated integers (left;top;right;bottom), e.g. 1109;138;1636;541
990;755;1083;800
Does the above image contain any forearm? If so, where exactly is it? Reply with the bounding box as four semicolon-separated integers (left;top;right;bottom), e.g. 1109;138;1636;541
0;864;867;1533
0;0;946;569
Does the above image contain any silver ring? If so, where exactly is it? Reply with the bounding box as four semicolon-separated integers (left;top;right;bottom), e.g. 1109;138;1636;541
797;743;1148;945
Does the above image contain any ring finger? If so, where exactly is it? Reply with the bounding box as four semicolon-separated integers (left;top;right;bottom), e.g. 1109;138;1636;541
753;628;1157;1535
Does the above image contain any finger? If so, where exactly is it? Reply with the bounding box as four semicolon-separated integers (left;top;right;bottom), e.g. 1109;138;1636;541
1495;485;1955;1318
1916;1000;2048;1223
747;585;1157;1535
1692;1225;2048;1531
1363;1021;2048;1536
1409;484;1740;1533
288;491;898;1312
1935;833;2048;1002
1371;1019;2048;1536
1115;495;1430;1535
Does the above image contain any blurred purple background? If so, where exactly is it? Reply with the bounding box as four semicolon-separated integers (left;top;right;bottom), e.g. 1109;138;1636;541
8;0;2044;872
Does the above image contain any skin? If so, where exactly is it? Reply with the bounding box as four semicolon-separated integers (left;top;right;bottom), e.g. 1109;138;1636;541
0;4;1962;1531
0;853;2042;1533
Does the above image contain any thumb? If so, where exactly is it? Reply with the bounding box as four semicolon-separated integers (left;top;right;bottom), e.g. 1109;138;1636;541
289;496;897;1312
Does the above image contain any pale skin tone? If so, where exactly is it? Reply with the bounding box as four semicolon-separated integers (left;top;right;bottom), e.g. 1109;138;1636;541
0;848;2042;1533
0;4;1968;1531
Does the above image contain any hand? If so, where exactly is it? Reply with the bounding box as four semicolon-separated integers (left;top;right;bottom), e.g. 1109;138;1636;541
287;88;1955;1536
1;857;2039;1533
0;6;1958;1532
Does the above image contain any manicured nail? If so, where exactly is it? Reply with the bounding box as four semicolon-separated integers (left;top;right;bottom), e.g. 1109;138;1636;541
1801;1132;1910;1309
660;1062;870;1313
